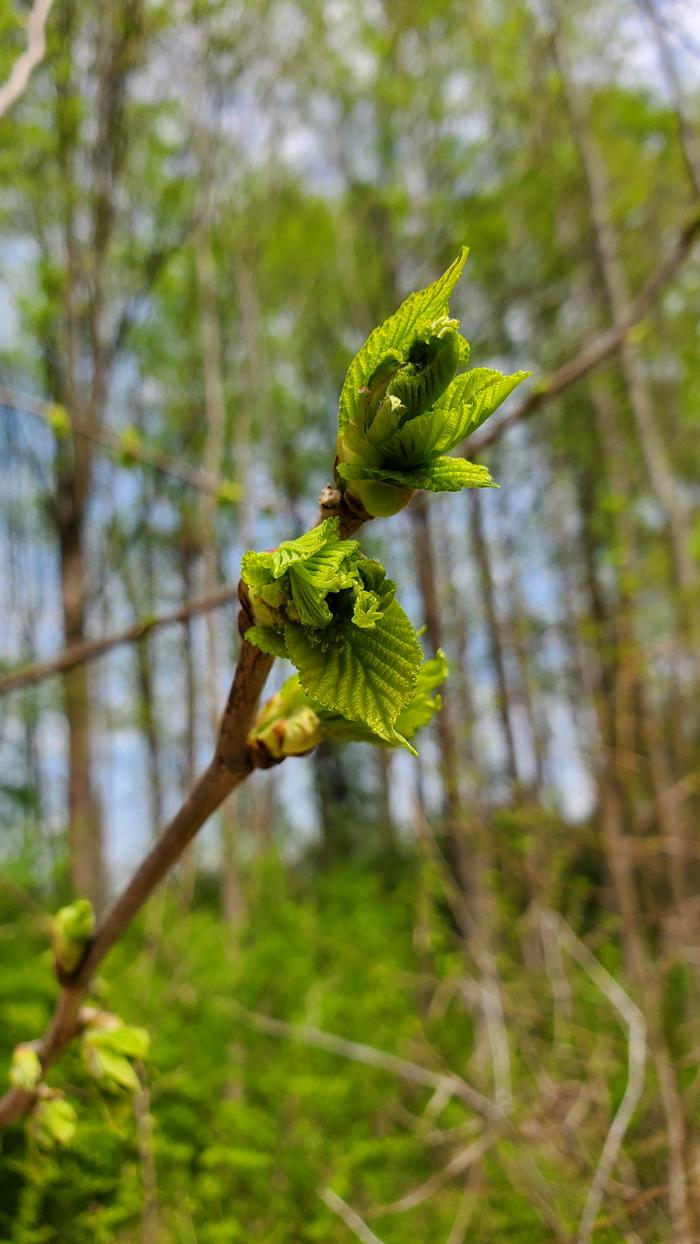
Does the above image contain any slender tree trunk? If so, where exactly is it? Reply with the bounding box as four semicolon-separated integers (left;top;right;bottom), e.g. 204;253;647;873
122;532;164;834
56;497;105;909
409;495;462;820
469;493;519;789
376;749;397;851
550;0;698;632
637;0;700;198
176;538;199;903
504;555;547;795
194;154;247;928
576;464;693;1244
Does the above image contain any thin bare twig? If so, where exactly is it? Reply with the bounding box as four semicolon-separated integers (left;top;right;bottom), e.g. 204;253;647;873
0;499;361;1130
541;911;647;1244
319;1188;385;1244
0;387;238;499
0;584;240;697
369;1133;496;1216
234;1004;501;1124
0;0;55;119
467;203;700;456
446;1169;481;1244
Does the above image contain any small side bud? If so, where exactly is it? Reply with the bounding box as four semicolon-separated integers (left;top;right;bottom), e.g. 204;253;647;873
344;479;415;519
249;677;325;763
52;899;95;975
9;1043;42;1093
276;706;324;757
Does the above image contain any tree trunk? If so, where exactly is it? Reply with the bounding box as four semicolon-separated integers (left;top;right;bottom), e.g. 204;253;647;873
469;493;519;789
56;497;105;910
193;153;247;928
549;0;698;632
409;495;462;820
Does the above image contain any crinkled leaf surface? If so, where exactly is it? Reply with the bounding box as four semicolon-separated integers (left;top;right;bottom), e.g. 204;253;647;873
436;367;530;432
287;543;359;628
339;249;469;433
285;601;422;752
380;368;529;467
245;626;288;660
351;589;384;629
338;458;495;492
395;649;449;738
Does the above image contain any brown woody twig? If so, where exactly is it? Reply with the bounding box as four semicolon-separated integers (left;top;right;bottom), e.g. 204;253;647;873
0;501;359;1129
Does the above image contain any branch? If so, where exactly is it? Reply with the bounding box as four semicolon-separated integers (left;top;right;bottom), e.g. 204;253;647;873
540;911;647;1244
319;1189;386;1244
0;498;362;1130
0;0;54;120
8;212;697;696
0;584;240;697
467;203;700;456
0;386;238;499
0;634;273;1128
234;1004;502;1124
367;1133;495;1216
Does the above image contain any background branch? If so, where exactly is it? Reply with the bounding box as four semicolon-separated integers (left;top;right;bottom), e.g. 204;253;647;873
318;1188;386;1244
0;584;240;697
0;387;239;499
0;0;54;120
0;498;362;1129
467;203;700;455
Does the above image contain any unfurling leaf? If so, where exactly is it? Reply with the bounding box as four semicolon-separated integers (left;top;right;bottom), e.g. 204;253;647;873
244;625;288;659
285;600;422;752
52;899;95;973
336;250;529;516
338;249;469;434
338;457;496;494
30;1093;77;1150
243;525;422;747
88;1048;140;1092
249;675;324;760
395;649;449;738
320;649;448;746
82;1017;150;1093
242;519;362;633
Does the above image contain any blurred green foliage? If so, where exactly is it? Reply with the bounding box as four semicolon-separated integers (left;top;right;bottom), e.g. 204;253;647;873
0;839;677;1242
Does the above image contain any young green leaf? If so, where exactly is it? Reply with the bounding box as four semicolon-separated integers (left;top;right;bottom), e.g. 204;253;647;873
379;369;528;467
395;649;449;738
9;1044;42;1093
336;251;528;518
245;625;288;660
30;1095;77;1150
434;367;531;433
52;899;95;973
339;249;469;433
86;1025;151;1060
338;457;496;493
318;649;448;747
285;600;422;752
88;1048;140;1092
242;518;361;633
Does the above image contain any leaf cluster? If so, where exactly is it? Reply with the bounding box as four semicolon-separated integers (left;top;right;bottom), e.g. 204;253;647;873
335;250;529;517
